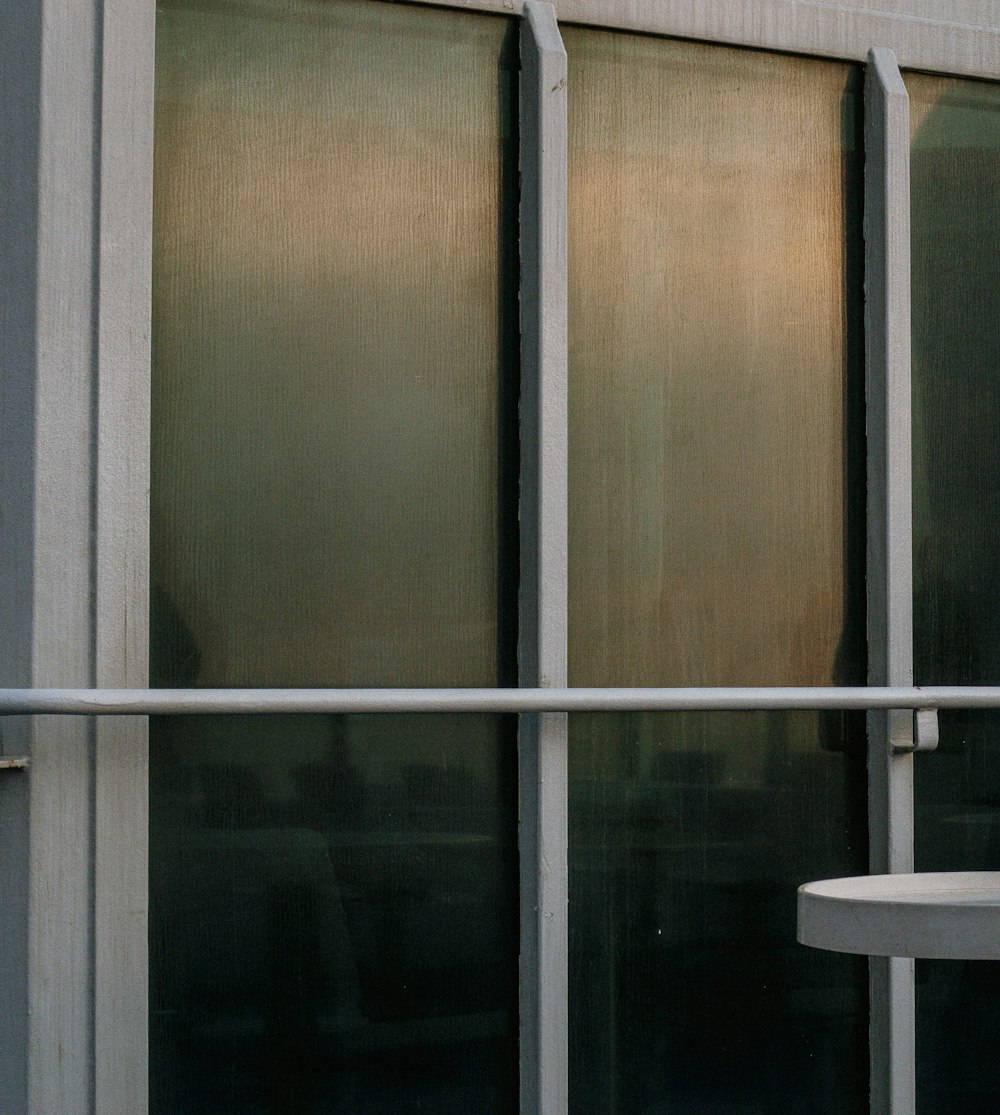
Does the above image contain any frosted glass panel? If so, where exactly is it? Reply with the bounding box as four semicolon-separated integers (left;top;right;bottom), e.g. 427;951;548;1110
150;2;518;1111
566;29;868;1114
153;0;517;688
907;71;1000;1114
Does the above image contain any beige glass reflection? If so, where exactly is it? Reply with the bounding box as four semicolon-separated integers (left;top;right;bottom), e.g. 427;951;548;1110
567;30;859;695
153;0;512;692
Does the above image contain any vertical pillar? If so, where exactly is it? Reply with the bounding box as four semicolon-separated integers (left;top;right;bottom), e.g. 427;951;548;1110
519;4;569;1112
0;0;100;1110
865;45;915;1115
93;1;153;1111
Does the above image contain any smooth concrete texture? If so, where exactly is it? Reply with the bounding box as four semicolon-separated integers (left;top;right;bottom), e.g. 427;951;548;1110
799;872;1000;959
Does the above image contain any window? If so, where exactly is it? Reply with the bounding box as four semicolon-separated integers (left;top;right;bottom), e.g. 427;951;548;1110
908;71;1000;1109
5;2;1000;1114
565;30;867;1113
150;3;520;1108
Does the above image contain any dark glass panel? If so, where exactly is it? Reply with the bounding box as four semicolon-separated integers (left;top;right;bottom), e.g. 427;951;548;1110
565;28;868;1114
907;71;1000;1115
150;2;518;1111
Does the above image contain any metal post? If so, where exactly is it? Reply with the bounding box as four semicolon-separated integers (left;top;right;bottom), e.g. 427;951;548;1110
865;45;915;1115
519;4;569;1111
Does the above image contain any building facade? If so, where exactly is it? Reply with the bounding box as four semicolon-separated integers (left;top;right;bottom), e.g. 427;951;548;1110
3;1;1000;1112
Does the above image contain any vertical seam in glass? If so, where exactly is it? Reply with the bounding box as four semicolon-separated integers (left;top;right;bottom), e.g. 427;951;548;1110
518;4;569;1113
864;45;916;1115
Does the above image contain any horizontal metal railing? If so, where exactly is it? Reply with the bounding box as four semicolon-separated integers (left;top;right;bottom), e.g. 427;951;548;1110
0;685;999;715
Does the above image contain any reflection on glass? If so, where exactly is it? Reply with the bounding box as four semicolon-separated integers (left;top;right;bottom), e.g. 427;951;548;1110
150;1;518;1111
907;71;1000;1114
566;29;868;1114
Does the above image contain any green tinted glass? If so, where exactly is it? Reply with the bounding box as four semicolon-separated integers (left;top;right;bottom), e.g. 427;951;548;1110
908;70;1000;1113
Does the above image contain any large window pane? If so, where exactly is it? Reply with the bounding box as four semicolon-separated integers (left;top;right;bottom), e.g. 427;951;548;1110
566;30;868;1114
150;2;518;1111
908;71;1000;1115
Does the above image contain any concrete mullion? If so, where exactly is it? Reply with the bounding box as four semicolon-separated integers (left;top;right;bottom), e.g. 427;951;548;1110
865;45;916;1115
518;4;569;1112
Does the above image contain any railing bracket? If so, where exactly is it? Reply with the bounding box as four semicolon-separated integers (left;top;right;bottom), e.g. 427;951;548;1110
891;707;938;753
914;707;939;751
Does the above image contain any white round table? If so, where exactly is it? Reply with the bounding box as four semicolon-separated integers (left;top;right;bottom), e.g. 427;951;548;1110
797;872;1000;959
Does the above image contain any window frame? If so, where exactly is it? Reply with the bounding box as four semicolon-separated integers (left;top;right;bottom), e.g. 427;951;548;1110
4;1;1000;1113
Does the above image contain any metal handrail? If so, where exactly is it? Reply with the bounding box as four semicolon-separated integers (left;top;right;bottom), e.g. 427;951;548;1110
0;685;999;715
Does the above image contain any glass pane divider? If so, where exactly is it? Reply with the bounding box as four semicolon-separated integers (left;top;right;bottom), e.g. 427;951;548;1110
864;45;916;1115
93;4;153;1110
518;5;569;1114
